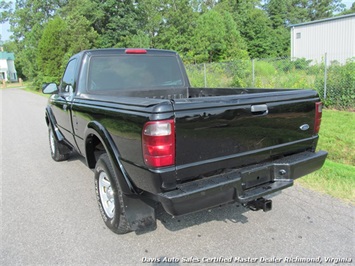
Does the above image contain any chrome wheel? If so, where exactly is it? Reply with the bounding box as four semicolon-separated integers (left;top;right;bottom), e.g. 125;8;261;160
94;153;132;234
98;172;115;219
48;127;70;161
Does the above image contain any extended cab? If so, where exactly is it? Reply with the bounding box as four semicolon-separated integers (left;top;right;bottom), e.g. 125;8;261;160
43;48;327;234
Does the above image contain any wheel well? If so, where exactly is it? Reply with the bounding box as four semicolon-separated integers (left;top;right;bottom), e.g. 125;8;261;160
45;115;49;126
86;134;106;168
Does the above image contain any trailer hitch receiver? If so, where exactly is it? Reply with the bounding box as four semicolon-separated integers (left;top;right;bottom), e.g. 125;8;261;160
245;198;272;212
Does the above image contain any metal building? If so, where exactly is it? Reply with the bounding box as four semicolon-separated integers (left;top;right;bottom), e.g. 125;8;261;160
290;13;355;64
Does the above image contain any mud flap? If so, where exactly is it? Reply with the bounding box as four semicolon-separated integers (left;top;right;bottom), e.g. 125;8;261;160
122;194;157;232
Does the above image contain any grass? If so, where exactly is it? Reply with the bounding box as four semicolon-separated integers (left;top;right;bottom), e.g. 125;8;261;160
1;81;47;97
298;160;355;203
316;110;355;165
1;81;26;88
297;109;355;204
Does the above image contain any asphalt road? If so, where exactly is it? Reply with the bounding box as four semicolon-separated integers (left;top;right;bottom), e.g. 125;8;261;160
1;88;354;265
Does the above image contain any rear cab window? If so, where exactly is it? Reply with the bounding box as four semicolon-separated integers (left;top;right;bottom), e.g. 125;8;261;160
87;54;185;93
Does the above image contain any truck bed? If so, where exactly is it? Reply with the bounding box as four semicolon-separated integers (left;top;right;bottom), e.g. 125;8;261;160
85;86;305;100
81;87;320;187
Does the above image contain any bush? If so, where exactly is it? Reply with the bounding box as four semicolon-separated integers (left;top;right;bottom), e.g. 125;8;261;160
186;57;354;110
185;64;207;87
229;60;252;87
186;60;252;88
316;59;355;110
274;58;312;72
254;60;276;76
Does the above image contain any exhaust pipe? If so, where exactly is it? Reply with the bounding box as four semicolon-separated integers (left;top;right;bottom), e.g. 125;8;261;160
245;198;272;212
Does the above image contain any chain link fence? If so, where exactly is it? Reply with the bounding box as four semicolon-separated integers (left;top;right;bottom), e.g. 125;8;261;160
185;55;355;110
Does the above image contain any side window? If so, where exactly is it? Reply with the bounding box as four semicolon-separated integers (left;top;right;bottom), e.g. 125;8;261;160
61;59;77;93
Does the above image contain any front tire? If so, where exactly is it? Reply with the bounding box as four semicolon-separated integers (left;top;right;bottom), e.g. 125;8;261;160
94;153;131;234
48;127;69;161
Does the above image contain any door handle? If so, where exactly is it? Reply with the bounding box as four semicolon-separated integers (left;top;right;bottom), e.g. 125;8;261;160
251;104;268;116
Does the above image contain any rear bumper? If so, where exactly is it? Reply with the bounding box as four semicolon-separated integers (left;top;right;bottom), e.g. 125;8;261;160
158;150;327;216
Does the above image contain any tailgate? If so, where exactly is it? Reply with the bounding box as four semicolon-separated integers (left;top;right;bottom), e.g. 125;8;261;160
173;89;320;182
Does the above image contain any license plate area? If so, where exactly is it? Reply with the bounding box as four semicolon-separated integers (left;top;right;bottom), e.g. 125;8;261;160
241;167;272;190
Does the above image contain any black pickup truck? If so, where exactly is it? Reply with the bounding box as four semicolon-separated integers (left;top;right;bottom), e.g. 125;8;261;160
43;48;327;234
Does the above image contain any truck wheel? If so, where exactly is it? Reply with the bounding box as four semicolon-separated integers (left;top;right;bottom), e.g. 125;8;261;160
48;127;69;161
94;153;131;234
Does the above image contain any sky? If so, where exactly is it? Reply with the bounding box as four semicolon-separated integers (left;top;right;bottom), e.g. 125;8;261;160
0;22;11;42
0;0;13;43
0;1;354;42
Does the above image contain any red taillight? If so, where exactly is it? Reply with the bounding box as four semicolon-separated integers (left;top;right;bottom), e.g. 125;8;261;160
125;49;147;54
142;119;175;168
314;102;323;134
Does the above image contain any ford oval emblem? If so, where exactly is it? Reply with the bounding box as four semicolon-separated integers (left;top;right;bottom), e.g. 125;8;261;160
300;124;310;131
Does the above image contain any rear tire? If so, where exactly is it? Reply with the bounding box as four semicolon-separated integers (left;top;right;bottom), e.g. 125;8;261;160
94;153;131;234
48;127;69;161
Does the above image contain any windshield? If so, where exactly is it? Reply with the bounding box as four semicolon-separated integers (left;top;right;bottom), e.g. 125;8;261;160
87;55;185;92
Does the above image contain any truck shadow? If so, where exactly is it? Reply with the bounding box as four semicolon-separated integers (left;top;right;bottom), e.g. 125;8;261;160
65;151;253;234
151;202;251;233
67;151;87;165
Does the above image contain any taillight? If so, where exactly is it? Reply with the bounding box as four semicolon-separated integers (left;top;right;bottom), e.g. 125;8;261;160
314;102;323;134
142;119;175;168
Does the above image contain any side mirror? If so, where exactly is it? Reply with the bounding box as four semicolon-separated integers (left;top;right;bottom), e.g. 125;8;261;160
42;83;59;94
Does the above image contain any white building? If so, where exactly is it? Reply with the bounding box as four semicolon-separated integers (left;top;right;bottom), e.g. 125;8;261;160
291;13;355;64
0;48;18;82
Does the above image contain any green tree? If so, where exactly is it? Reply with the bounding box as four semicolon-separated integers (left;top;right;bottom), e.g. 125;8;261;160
264;0;290;28
124;30;150;48
339;2;355;15
190;0;219;12
278;0;346;24
36;16;68;84
217;0;279;58
125;0;199;56
134;0;164;47
307;0;345;21
36;0;98;88
218;10;249;60
59;0;103;30
59;0;99;57
154;0;198;55
191;10;227;62
238;8;279;58
92;0;141;48
190;9;248;63
4;0;65;80
0;0;13;23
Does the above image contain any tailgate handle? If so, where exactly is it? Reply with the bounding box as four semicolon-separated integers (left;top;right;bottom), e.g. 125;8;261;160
251;104;268;116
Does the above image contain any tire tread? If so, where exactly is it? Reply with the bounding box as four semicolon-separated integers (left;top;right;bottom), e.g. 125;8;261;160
95;153;131;234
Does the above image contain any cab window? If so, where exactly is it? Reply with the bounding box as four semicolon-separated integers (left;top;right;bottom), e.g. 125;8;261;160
61;59;77;93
